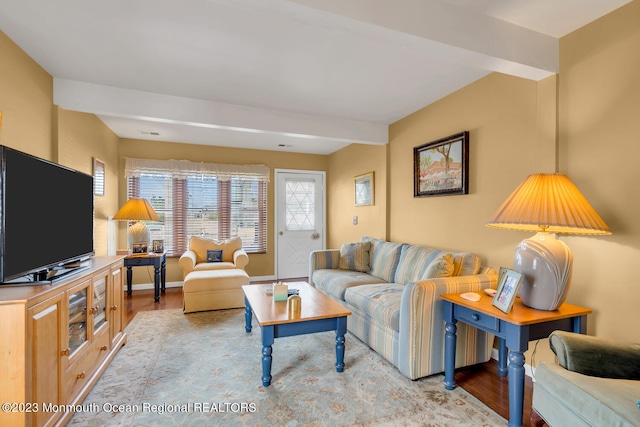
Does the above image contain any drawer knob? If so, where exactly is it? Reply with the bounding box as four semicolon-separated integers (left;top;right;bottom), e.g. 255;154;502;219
61;348;70;356
77;372;86;380
100;345;108;351
472;314;480;321
111;305;118;311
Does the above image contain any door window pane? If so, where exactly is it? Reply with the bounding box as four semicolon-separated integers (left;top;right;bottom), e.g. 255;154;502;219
285;179;315;231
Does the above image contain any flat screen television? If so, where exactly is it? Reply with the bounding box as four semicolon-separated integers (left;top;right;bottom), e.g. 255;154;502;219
0;145;94;283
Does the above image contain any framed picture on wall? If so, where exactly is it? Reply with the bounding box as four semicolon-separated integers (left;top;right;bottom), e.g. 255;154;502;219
414;131;469;197
94;158;105;196
354;171;374;206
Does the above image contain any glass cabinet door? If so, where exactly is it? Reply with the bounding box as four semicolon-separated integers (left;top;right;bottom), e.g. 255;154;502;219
92;276;107;333
67;287;87;356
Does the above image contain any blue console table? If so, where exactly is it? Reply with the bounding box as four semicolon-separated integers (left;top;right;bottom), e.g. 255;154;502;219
441;293;591;427
124;252;166;301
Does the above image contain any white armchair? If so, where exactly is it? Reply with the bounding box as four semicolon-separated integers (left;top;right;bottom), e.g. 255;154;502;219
178;236;249;279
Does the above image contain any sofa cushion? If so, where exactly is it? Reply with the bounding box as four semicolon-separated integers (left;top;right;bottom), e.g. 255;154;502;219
312;269;386;301
189;236;242;264
394;245;455;284
338;241;371;272
193;261;237;272
423;253;455;279
451;252;481;276
361;236;404;282
344;283;404;332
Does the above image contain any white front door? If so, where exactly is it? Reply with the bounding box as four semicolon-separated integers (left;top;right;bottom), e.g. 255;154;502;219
275;170;326;279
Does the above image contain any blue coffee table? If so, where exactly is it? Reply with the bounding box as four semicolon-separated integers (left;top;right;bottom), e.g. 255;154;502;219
242;282;351;386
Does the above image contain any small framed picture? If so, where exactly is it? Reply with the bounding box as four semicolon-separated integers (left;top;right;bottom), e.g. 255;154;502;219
492;268;524;313
93;158;105;196
132;243;147;254
354;171;374;206
152;239;164;253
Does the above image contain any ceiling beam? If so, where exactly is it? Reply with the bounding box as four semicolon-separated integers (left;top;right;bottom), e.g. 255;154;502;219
53;78;388;146
287;0;558;80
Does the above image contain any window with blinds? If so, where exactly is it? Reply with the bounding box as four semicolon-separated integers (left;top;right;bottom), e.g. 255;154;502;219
124;158;269;257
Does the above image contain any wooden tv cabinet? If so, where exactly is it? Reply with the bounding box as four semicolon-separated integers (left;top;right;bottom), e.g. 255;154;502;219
0;256;127;427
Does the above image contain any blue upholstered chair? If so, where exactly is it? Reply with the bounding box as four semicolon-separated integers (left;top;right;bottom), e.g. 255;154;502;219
531;330;640;427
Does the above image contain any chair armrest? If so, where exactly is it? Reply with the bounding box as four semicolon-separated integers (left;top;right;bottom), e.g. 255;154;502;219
233;249;249;270
178;250;197;278
549;331;640;380
308;250;340;286
397;272;498;379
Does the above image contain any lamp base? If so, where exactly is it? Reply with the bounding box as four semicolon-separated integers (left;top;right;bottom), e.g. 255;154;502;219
127;222;150;247
513;232;573;311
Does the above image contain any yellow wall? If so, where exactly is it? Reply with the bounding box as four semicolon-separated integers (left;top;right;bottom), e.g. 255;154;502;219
118;139;328;284
0;30;121;259
56;108;121;256
558;0;640;341
389;73;540;267
0;31;52;159
327;143;388;247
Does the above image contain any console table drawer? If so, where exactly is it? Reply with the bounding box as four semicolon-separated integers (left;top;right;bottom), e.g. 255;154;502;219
455;306;499;333
125;257;154;266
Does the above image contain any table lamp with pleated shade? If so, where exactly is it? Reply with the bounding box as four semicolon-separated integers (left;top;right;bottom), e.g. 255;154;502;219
112;198;160;249
486;173;611;310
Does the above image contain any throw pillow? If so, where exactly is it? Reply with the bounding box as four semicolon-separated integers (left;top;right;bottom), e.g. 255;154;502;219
206;249;223;263
189;236;243;263
338;241;371;272
421;253;454;279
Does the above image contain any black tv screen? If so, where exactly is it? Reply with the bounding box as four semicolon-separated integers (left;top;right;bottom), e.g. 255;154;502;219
0;146;94;282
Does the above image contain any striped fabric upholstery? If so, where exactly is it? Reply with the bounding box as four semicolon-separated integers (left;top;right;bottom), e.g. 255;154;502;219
338;241;371;272
397;273;496;379
344;283;403;332
347;304;398;364
361;236;404;282
393;245;454;284
451;252;481;276
308;250;340;284
308;242;498;380
312;269;385;300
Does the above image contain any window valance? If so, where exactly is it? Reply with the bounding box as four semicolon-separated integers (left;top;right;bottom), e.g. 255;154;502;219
124;157;270;182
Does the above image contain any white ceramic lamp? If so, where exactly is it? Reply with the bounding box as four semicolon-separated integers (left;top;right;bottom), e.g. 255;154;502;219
112;197;160;248
486;174;611;311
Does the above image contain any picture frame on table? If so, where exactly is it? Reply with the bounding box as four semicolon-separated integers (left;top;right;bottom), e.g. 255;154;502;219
414;131;469;197
152;239;164;253
354;171;374;206
492;268;524;313
132;243;147;254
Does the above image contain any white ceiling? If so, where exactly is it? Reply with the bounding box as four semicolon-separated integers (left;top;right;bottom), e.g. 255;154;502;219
0;0;631;155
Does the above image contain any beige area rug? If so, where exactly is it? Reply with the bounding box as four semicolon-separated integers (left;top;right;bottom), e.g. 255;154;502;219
69;308;506;426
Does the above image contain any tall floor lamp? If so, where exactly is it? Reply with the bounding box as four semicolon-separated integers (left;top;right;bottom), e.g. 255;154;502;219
112;197;160;249
486;174;611;311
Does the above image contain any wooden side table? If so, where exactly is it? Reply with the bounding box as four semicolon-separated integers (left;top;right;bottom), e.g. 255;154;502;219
124;252;167;301
441;292;591;427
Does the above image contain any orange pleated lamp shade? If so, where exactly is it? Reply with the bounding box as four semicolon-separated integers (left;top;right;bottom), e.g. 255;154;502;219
112;198;160;222
486;173;611;235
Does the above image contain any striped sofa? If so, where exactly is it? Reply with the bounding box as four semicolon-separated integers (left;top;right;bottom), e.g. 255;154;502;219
309;236;497;380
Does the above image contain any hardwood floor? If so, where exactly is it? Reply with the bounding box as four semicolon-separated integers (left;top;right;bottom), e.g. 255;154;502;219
124;286;533;426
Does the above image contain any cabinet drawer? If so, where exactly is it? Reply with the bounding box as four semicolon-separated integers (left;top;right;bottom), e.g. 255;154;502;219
455;305;499;334
63;329;110;401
